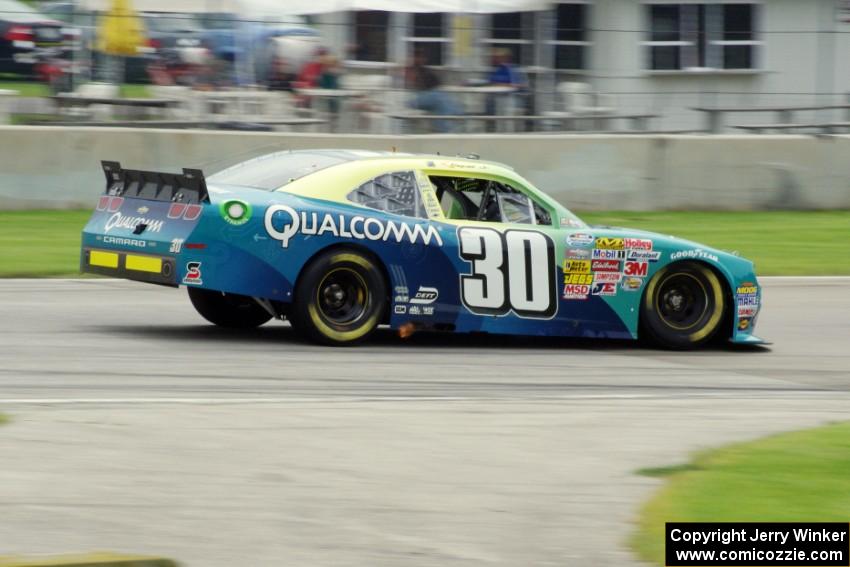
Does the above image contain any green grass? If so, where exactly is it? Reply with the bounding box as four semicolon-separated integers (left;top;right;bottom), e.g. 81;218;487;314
0;210;847;277
581;211;850;275
0;81;50;97
0;414;7;426
0;210;90;277
0;81;149;98
631;421;850;565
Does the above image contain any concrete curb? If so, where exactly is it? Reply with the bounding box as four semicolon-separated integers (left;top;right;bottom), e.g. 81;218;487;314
0;554;177;567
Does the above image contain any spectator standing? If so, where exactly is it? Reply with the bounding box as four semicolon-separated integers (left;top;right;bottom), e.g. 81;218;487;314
404;49;461;133
486;47;527;127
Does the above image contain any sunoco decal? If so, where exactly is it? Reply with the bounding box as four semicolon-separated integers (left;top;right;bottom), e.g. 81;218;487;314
264;205;443;248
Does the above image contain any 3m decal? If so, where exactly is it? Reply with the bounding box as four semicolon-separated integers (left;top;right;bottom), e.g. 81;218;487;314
624;261;648;277
265;205;443;248
182;261;202;285
458;227;557;319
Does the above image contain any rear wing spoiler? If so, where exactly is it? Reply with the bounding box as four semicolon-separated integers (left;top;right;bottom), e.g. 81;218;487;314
101;161;210;204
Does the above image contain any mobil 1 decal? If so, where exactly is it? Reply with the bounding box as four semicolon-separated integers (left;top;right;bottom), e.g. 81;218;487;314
457;227;557;319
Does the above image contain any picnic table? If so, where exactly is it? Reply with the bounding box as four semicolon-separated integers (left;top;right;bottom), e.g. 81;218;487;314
295;88;366;132
692;104;850;133
51;94;180;111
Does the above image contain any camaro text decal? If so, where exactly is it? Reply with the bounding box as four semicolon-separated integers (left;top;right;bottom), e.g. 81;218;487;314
264;205;443;248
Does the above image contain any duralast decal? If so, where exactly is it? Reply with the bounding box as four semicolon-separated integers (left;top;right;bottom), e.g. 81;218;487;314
264;205;443;248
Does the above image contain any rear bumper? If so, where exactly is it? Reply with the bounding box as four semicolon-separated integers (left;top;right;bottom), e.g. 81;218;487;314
81;247;178;287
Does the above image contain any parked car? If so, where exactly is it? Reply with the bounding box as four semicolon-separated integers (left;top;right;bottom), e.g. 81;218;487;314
0;0;67;76
40;4;207;82
196;13;321;84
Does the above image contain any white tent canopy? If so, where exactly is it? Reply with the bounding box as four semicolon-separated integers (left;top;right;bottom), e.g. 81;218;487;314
78;0;547;14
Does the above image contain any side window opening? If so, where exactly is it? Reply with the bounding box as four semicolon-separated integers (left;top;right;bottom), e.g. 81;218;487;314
429;175;552;226
347;171;425;219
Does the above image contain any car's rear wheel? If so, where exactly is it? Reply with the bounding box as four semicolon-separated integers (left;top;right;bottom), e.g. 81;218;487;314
290;249;386;346
640;262;726;349
188;287;273;328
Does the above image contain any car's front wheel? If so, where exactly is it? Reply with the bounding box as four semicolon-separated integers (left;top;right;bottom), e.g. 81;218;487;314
290;249;387;345
188;287;273;329
640;262;726;349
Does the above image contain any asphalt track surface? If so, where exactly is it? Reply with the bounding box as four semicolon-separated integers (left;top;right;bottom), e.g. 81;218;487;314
1;278;849;566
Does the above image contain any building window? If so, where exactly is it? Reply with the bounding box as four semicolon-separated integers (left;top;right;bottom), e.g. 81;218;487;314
405;13;448;66
551;3;590;70
353;11;389;62
484;12;534;66
645;3;760;71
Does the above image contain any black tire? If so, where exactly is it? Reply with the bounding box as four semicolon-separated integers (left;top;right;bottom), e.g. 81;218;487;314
188;287;273;329
640;262;727;350
290;249;387;346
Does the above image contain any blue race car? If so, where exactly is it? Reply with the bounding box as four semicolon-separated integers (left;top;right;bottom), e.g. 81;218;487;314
81;150;764;348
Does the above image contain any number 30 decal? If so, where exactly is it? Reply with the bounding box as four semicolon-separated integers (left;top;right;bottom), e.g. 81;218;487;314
458;227;557;319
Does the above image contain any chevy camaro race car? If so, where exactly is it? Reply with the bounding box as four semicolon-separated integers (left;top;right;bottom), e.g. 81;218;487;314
80;150;764;348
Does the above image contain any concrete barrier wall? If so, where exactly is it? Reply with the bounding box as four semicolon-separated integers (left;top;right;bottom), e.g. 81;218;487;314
1;126;849;210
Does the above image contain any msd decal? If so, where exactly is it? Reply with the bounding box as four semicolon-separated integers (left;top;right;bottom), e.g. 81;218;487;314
182;261;203;285
265;205;443;248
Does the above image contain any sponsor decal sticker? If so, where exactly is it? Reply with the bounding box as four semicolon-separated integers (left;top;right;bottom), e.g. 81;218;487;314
592;249;626;260
738;317;752;331
102;235;147;248
104;212;164;234
182;261;202;285
593;272;621;284
563;284;590;300
563;259;591;274
394;285;409;304
565;248;591;259
670;249;719;263
627;250;662;262
394;305;407;315
591;259;620;272
409;305;422;315
591;282;618;296
137;206;149;215
594;237;624;250
621;276;643;291
564;273;594;285
624;261;648;277
265;205;443;249
410;286;439;305
624;238;652;250
736;281;759;318
566;233;594;247
220;199;252;226
169;238;184;254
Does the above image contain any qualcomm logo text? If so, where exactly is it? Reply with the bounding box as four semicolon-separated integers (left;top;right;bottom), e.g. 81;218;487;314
264;205;443;248
104;212;164;234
